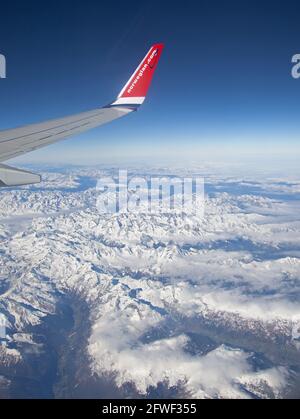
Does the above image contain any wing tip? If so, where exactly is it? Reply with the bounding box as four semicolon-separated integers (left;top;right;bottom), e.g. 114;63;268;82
114;43;164;107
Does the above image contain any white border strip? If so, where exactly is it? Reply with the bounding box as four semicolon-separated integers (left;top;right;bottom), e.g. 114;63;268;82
111;97;145;106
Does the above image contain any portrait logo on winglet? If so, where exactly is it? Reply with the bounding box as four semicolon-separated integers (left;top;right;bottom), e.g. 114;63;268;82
148;49;159;69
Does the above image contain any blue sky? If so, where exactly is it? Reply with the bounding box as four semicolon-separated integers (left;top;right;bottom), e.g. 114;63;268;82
0;0;300;165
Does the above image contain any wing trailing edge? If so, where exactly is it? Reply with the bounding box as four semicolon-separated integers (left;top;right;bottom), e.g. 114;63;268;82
0;164;41;187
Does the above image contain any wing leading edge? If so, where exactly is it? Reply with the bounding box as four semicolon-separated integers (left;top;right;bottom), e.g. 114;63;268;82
0;43;164;186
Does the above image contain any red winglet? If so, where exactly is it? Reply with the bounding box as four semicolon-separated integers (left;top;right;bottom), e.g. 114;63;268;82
113;43;164;106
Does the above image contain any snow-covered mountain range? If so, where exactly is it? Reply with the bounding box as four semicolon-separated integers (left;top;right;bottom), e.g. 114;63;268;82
0;166;299;398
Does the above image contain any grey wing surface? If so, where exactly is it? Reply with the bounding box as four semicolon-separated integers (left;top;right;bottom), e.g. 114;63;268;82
0;106;132;162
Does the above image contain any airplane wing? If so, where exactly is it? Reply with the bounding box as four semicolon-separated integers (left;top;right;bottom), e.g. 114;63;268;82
0;43;164;187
